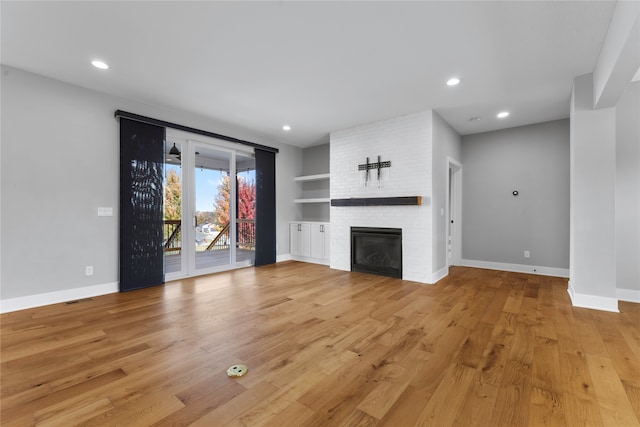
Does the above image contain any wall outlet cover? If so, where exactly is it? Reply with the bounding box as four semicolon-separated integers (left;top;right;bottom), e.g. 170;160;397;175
97;207;113;217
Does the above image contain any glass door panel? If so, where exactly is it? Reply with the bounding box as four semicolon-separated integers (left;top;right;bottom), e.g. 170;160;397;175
236;153;256;265
164;141;184;276
193;145;233;273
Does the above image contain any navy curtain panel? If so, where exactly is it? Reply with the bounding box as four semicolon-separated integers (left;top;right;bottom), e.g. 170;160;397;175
255;148;277;266
119;118;166;291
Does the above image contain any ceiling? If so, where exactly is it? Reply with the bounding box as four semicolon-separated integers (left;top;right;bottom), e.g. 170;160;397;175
1;1;617;148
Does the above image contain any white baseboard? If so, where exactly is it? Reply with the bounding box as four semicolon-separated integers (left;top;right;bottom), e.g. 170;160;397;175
290;255;330;266
568;280;619;312
276;254;292;263
0;282;119;314
432;266;449;283
461;259;569;278
617;287;640;303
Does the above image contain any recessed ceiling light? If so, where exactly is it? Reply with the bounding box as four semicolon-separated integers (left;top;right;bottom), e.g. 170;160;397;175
497;111;509;118
282;125;291;131
91;60;109;70
446;78;460;86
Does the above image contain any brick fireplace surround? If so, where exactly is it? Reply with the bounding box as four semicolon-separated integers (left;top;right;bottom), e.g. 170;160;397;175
330;111;434;284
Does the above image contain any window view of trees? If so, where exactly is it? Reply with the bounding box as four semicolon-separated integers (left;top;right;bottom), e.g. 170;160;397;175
212;173;256;248
163;165;255;252
164;169;183;253
164;169;182;221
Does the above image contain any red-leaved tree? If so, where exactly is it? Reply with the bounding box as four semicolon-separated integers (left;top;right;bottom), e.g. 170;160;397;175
238;178;255;220
213;174;256;248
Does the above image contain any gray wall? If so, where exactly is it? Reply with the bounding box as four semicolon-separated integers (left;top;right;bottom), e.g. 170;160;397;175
461;119;570;269
432;112;462;273
616;81;640;293
301;143;330;222
1;66;302;300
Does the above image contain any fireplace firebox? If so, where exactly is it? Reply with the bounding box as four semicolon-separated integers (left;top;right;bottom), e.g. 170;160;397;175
351;227;402;278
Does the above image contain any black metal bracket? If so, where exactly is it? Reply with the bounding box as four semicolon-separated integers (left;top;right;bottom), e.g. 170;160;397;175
359;156;391;187
358;160;391;171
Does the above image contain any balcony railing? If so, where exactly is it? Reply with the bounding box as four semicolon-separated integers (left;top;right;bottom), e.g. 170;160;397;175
164;220;182;253
237;219;256;250
164;219;255;253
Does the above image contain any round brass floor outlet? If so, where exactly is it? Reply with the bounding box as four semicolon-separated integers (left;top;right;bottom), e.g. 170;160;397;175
226;364;248;377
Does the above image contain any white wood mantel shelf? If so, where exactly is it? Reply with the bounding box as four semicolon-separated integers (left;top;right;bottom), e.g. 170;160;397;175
293;173;330;182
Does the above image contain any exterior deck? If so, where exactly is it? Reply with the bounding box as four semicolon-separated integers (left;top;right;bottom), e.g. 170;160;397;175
165;248;255;273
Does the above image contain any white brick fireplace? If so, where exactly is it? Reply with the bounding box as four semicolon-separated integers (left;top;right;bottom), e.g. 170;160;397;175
330;111;434;283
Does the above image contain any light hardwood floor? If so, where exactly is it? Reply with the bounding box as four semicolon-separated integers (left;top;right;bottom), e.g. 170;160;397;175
1;263;639;426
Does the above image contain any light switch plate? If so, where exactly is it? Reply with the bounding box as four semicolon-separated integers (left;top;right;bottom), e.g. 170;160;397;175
98;207;113;216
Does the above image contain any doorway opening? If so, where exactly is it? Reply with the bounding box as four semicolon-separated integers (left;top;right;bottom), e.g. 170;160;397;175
447;158;462;267
163;131;256;280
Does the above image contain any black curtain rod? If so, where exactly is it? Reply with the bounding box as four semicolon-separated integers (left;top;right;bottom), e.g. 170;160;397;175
114;110;279;154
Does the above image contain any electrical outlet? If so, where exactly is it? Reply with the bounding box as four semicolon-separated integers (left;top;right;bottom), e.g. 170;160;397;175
85;266;94;276
524;251;530;258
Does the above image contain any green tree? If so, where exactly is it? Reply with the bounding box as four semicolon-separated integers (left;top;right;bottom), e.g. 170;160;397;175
196;211;216;226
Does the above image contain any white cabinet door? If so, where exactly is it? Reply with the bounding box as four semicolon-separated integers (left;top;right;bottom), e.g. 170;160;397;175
322;224;330;260
290;223;300;256
290;223;311;257
300;223;311;257
310;223;330;260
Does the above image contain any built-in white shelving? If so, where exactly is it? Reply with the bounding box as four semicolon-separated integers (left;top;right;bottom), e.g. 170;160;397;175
294;173;330;204
293;173;331;182
294;198;330;204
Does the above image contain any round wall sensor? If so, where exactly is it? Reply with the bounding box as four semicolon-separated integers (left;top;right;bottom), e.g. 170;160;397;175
512;190;519;196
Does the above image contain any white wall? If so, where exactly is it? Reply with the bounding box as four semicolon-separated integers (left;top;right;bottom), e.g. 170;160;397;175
569;73;618;312
615;81;640;301
462;120;570;277
0;66;302;309
330;111;433;283
431;111;462;277
592;0;640;109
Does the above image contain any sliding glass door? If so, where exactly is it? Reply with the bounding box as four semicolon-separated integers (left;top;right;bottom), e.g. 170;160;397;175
163;136;255;280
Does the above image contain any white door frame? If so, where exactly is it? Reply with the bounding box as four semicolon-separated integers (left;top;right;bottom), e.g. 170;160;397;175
186;140;238;276
446;157;463;267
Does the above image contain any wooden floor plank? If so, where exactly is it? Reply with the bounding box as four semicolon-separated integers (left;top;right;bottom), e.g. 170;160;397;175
1;264;638;426
585;354;640;427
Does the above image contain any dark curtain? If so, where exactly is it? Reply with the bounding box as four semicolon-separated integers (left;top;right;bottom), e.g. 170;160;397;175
255;149;276;266
119;118;165;291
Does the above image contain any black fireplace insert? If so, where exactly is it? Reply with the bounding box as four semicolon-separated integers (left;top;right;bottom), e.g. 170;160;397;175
351;227;402;278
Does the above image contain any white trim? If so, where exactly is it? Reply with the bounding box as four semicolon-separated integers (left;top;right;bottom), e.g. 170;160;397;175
0;282;119;314
568;280;619;312
293;198;330;204
461;259;569;278
432;266;449;283
617;287;640;303
277;254;292;263
446;157;463;268
290;255;330;266
294;173;330;182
